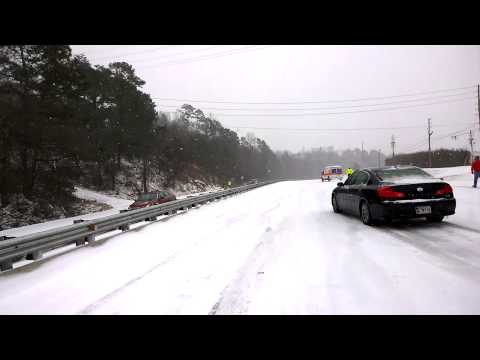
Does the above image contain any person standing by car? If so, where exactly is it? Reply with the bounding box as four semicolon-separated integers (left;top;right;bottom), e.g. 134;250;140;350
472;156;480;188
345;168;353;178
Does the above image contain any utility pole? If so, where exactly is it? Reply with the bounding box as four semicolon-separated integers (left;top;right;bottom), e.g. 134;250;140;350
477;84;480;131
391;135;396;162
361;141;364;166
378;149;381;167
469;130;475;163
427;118;433;168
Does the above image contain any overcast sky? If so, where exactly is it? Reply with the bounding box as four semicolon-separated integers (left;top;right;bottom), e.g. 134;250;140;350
71;45;480;155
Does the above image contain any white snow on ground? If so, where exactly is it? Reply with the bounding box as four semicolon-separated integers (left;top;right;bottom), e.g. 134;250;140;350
424;166;480;231
1;167;480;314
74;187;133;209
0;187;132;238
425;165;471;179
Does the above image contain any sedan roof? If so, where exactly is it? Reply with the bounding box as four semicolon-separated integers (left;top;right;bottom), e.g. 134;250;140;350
365;165;420;172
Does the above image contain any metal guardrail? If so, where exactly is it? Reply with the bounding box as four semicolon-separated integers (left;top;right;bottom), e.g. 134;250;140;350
0;181;276;272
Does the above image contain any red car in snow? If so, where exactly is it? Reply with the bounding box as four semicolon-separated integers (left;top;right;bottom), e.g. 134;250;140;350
128;190;176;210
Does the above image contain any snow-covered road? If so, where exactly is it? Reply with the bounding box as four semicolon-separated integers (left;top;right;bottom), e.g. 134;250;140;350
1;167;480;314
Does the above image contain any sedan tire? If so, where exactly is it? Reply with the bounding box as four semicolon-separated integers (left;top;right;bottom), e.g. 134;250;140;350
332;195;342;213
360;201;374;226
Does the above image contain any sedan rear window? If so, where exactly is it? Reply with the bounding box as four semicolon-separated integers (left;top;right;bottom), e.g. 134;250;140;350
374;167;433;180
137;193;155;201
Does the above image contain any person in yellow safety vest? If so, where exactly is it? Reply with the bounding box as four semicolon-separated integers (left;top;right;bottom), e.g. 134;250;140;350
345;168;354;177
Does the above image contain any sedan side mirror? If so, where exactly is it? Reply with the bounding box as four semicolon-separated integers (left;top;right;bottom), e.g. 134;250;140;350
337;182;344;187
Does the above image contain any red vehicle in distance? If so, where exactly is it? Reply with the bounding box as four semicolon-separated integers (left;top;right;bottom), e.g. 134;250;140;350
128;190;176;210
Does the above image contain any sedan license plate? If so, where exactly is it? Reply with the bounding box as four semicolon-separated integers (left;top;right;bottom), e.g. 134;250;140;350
415;206;431;215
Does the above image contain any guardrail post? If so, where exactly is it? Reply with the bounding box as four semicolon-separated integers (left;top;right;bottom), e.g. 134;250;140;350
146;216;157;221
73;219;93;246
0;260;13;272
120;224;130;231
26;250;43;261
76;233;94;246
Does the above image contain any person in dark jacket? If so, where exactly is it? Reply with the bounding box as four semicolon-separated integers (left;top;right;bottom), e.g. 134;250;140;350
472;156;480;188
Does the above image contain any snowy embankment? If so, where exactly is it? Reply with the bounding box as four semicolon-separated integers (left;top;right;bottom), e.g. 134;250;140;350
0;182;223;238
1;166;479;314
0;187;132;238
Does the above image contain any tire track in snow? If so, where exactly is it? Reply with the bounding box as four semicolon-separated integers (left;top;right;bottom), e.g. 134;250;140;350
209;226;277;315
209;199;292;314
374;226;480;282
79;190;288;315
77;251;181;315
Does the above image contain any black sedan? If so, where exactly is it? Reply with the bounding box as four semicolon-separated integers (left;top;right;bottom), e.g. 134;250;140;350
331;166;456;225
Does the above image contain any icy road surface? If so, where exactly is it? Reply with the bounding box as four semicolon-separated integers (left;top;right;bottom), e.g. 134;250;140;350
1;167;479;314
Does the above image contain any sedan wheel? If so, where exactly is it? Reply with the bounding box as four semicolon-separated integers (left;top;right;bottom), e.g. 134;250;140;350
332;195;341;213
360;201;373;225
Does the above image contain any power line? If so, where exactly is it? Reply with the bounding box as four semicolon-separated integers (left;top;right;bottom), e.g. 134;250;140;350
162;110;472;132
136;45;276;69
155;92;474;112
152;85;476;105
164;97;476;117
88;45;186;61
216;123;475;132
113;45;227;64
76;45;128;55
128;45;227;65
405;126;475;153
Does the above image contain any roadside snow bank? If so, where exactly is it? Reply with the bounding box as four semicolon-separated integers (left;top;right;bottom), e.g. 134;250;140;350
0;188;131;237
424;166;470;179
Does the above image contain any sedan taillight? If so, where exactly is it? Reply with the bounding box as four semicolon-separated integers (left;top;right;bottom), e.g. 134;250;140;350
377;186;406;200
435;184;453;196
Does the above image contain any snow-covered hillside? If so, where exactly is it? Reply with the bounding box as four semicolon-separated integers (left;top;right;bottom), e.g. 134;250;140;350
0;187;132;238
0;182;223;237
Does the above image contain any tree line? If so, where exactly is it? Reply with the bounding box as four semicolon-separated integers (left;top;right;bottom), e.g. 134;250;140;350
0;45;280;208
385;148;471;168
275;147;387;179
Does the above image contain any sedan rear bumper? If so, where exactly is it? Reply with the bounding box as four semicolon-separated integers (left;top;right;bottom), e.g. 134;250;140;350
370;198;456;220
